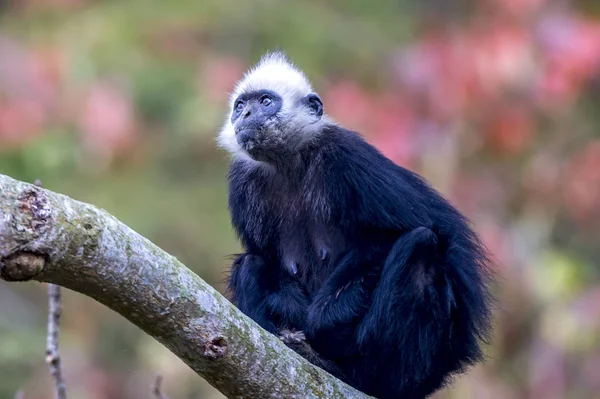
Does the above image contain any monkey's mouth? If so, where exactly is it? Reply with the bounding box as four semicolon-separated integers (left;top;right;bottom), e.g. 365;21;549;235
236;122;273;152
235;128;261;152
236;127;259;144
235;123;286;161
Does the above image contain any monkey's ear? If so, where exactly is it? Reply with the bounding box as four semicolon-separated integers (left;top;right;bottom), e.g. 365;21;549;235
304;93;323;117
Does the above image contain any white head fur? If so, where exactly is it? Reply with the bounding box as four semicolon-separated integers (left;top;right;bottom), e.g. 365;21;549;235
218;51;327;160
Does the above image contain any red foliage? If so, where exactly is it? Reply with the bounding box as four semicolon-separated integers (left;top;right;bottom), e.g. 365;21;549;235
486;103;535;156
200;56;247;104
0;40;65;148
488;0;549;16
563;141;600;224
78;82;138;160
0;99;45;147
368;94;415;166
323;80;373;132
535;13;600;108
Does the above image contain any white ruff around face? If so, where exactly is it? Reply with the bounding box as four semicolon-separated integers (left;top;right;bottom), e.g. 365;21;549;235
217;51;320;160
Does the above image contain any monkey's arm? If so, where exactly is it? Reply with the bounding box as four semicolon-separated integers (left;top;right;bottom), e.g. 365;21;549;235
228;254;310;334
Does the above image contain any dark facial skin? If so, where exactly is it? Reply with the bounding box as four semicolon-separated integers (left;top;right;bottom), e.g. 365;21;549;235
231;90;323;161
231;90;283;151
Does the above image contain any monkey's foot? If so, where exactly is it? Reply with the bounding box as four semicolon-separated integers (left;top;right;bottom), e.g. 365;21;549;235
278;329;307;345
279;329;346;379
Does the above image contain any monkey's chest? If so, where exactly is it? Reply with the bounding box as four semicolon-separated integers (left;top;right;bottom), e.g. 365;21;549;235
232;170;349;290
277;221;347;293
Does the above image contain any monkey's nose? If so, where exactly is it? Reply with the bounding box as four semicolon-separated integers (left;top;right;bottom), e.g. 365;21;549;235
242;107;252;118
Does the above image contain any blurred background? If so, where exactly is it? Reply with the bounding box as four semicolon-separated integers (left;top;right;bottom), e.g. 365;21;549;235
1;0;600;398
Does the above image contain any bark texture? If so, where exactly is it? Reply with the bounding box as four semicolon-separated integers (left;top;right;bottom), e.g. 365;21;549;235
0;173;371;399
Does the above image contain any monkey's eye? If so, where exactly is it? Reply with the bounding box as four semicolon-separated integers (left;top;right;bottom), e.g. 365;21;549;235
260;95;272;107
234;101;245;112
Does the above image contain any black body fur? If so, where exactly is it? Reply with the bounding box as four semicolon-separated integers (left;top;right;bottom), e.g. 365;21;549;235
226;124;492;399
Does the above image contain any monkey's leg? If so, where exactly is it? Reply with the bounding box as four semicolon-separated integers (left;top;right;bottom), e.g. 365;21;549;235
228;254;276;332
228;253;310;334
356;227;452;346
354;227;454;398
305;249;375;359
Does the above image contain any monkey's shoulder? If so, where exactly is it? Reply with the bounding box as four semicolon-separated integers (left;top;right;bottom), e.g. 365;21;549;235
313;125;421;187
310;124;445;229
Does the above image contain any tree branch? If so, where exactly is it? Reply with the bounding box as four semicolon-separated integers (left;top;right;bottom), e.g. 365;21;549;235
0;173;371;399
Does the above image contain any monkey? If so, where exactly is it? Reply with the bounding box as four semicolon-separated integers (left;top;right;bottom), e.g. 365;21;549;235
218;51;493;399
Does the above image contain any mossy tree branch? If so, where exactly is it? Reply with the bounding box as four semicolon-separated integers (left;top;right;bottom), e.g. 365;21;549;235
0;173;371;399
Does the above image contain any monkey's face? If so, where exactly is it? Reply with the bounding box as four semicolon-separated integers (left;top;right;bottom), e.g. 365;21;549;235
228;89;324;161
217;51;325;162
230;89;284;155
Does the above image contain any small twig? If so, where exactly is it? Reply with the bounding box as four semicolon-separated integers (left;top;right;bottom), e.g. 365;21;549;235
36;180;67;399
152;374;169;399
46;283;67;399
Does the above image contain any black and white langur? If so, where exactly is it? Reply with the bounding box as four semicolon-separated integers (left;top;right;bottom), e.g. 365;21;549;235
218;51;493;399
